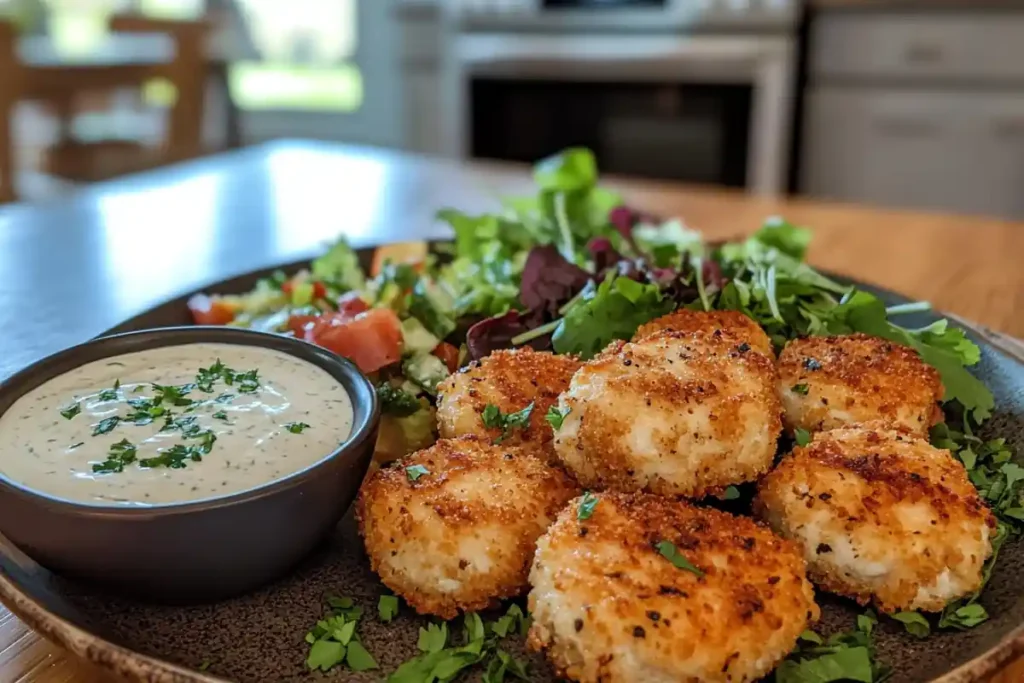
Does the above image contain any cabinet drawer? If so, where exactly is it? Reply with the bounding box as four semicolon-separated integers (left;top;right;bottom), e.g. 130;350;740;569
811;12;1024;82
801;87;1024;218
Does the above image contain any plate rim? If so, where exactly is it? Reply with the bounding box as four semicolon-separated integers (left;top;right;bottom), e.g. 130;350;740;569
0;253;1021;683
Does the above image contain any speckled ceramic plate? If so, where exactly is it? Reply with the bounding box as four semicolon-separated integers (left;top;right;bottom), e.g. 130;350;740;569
1;252;1022;683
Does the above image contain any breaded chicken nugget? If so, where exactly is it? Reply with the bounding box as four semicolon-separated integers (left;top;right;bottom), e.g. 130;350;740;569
777;333;943;436
356;437;578;619
552;330;781;497
755;425;995;612
528;492;818;683
634;309;774;356
436;348;581;448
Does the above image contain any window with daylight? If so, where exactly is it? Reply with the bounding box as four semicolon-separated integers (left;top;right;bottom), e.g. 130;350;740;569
22;0;364;112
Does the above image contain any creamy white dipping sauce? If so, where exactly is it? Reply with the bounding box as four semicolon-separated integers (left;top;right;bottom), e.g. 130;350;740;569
0;343;354;507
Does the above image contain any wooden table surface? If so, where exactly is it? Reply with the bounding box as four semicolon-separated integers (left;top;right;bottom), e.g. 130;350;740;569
0;140;1022;682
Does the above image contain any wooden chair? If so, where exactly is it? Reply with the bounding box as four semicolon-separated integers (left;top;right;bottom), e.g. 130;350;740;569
0;21;21;204
0;14;211;203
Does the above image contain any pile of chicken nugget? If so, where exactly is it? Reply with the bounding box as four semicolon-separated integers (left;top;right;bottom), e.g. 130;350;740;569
356;310;995;683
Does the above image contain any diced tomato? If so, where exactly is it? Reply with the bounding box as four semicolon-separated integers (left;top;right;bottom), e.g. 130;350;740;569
305;308;403;374
281;280;294;295
432;342;460;374
312;281;327;299
286;314;319;337
187;294;235;326
337;291;370;317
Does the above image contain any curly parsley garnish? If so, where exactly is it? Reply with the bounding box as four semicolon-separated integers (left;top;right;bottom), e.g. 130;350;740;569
406;464;430;482
545;405;570;430
481;403;534;444
304;596;379;674
654;540;704;577
577;492;598;520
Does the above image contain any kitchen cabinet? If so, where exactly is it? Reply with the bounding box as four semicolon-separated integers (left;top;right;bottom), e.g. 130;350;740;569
396;2;445;155
801;9;1024;219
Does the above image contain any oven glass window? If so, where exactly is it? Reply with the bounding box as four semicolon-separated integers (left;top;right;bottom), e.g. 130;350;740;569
470;78;752;188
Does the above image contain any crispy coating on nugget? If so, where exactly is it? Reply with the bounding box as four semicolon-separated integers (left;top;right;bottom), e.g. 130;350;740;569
634;309;774;356
552;330;782;497
755;425;995;613
356;437;578;619
436;348;581;448
777;333;943;436
528;492;818;683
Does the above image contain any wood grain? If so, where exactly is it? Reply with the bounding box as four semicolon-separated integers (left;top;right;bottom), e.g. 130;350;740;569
0;143;1022;681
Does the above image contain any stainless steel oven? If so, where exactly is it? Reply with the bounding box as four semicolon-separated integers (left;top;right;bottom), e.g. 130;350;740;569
449;30;797;195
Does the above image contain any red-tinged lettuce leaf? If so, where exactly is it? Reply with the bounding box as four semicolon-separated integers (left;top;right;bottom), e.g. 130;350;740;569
520;246;591;314
588;237;625;273
466;309;550;361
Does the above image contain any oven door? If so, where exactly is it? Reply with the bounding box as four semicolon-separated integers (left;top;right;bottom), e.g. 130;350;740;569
451;34;795;195
471;78;752;188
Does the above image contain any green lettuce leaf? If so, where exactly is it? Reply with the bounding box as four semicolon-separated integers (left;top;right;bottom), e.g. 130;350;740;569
552;275;674;359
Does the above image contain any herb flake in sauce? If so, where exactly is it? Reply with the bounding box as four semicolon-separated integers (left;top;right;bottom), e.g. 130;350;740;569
284;422;311;434
93;439;137;474
59;402;81;420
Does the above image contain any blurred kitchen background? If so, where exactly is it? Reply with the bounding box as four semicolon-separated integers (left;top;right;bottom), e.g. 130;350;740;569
2;0;1023;219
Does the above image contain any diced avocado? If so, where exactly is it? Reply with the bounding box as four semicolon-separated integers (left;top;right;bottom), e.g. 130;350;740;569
401;318;440;356
403;353;450;395
290;281;315;307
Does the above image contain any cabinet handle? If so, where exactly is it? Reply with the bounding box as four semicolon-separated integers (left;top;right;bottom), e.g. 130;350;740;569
903;42;944;65
872;116;938;137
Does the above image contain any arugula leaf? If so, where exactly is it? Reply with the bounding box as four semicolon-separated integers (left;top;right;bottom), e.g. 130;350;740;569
791;383;810;395
795;428;812;447
722;485;742;501
553;274;674;359
545;405;570;430
890;611;930;638
378;595;399;623
577;492;599;521
776;614;888;683
825;292;992;421
654;540;704;577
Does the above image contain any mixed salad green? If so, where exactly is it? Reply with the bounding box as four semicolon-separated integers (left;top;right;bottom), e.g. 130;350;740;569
190;148;1019;682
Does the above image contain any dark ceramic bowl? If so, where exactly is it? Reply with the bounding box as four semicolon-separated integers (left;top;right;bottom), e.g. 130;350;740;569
0;326;379;603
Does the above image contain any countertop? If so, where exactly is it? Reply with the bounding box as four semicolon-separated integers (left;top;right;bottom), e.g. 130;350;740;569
0;140;1022;681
